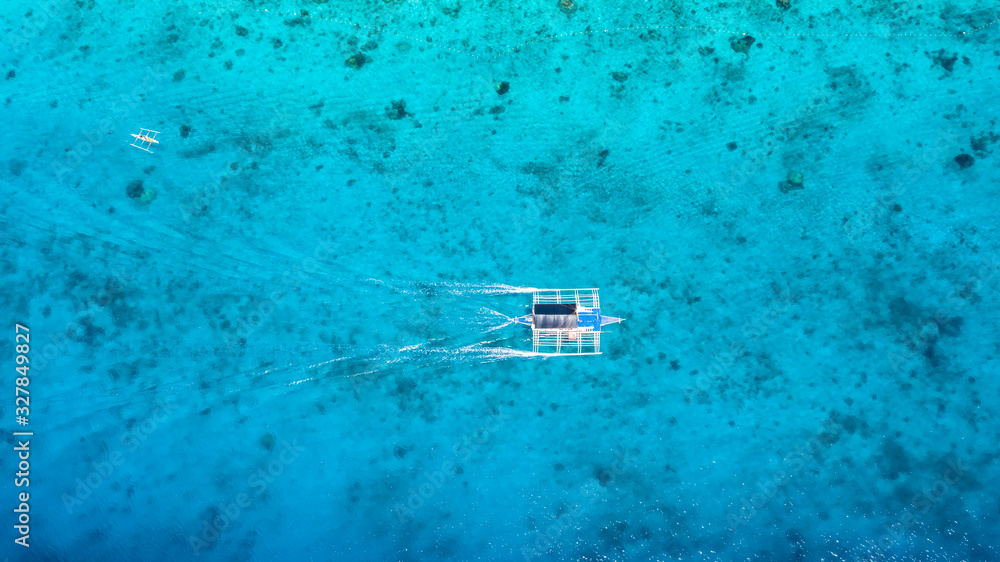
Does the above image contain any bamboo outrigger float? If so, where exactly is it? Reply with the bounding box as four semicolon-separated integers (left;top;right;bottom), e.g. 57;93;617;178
513;288;623;356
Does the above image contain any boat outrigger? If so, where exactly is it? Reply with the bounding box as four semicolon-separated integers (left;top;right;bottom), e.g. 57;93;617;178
129;128;160;153
514;288;623;356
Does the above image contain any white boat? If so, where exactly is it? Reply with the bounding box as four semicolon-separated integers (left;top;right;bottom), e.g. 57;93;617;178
129;128;161;153
513;288;623;356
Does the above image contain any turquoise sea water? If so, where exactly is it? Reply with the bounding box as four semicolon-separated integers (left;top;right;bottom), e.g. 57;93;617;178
2;0;999;560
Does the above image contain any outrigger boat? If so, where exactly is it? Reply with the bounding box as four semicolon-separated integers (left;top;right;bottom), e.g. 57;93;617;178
129;128;160;153
514;288;623;356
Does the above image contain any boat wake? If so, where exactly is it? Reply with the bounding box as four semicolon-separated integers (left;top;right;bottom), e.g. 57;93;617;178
366;279;537;297
477;308;517;333
435;283;538;296
240;307;533;391
47;333;538;421
44;294;535;422
278;339;538;390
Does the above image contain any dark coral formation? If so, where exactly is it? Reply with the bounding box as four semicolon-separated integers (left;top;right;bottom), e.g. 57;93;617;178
730;35;755;55
780;171;804;193
928;50;959;72
596;148;610;167
345;53;368;70
125;180;156;204
970;132;999;155
126;180;145;199
9;159;26;176
387;99;408;120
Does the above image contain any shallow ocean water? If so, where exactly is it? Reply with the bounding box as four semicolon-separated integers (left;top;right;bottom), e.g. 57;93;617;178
1;0;999;560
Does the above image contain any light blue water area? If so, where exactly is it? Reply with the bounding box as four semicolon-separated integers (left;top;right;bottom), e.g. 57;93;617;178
1;0;999;559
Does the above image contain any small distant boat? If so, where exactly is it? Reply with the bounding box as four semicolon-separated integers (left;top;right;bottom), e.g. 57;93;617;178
129;128;161;153
513;288;623;356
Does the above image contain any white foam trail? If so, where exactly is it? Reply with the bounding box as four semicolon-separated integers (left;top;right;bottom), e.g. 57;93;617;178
439;283;539;296
478;307;517;334
59;336;541;413
365;279;537;296
481;307;515;322
49;330;541;417
400;342;537;365
453;344;543;361
301;338;541;382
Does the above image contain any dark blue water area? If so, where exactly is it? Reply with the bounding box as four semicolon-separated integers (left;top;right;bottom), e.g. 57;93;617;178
1;0;999;560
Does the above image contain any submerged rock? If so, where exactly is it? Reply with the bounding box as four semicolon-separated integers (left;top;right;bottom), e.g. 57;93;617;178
495;81;510;95
929;50;958;72
730;35;755;55
558;0;577;15
126;180;157;204
596;148;610;167
970;132;999;155
955;153;974;169
126;180;144;199
387;99;408;120
345;53;368;70
780;171;804;193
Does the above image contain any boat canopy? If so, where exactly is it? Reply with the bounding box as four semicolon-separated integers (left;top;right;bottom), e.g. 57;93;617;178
533;303;578;330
